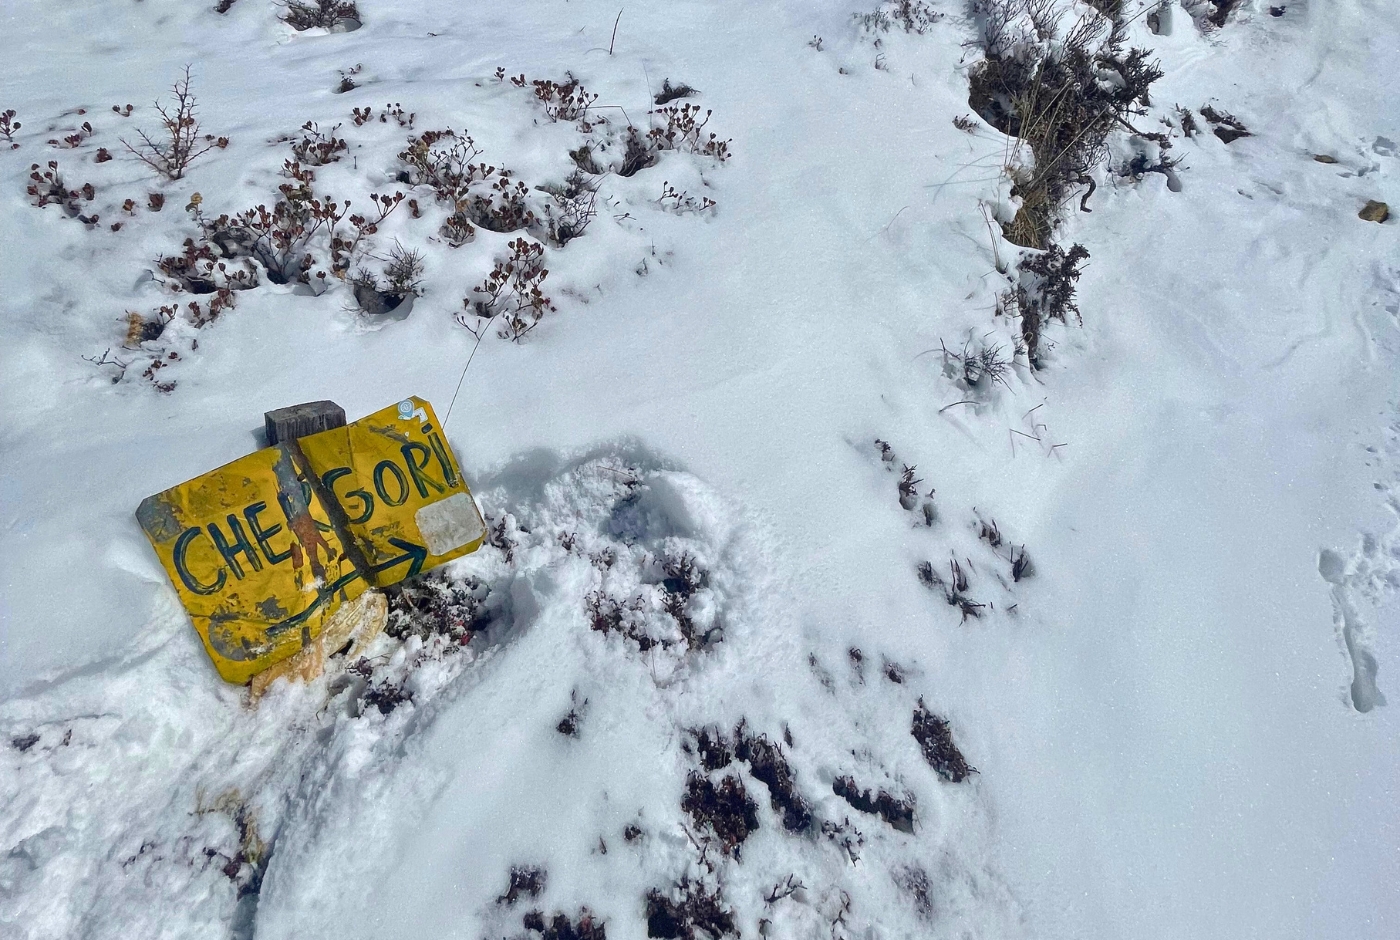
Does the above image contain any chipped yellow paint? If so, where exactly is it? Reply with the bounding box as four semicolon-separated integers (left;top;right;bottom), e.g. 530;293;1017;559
297;396;485;588
248;589;387;703
136;444;366;684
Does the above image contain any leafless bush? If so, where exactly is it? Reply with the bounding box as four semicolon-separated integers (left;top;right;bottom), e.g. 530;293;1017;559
498;866;546;905
764;874;804;904
653;79;698;105
540;171;598;246
897;464;922;510
122;67;227;181
336;65;362;94
855;0;943;34
462;237;555;341
911;699;976;782
48;121;92;149
352;242;424;316
84;348;132;384
382;242;424;294
385;571;487;643
530;75;599;124
646;879;737;940
156;237;259;293
466;173;537;233
615;127;658;177
26;161;88;216
183;162;386;284
289;121;347;165
281;0;359;30
1013;241;1089;366
969;6;1160;247
657;181;715;215
1;110;20;149
964;343;1012;388
648;104;731;162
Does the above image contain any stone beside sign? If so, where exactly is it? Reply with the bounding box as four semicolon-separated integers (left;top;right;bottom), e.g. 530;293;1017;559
1359;200;1390;223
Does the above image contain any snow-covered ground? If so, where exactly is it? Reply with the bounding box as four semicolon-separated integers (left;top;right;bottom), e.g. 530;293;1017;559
1;1;1397;938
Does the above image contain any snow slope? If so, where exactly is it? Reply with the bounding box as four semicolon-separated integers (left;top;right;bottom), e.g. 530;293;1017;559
1;1;1397;938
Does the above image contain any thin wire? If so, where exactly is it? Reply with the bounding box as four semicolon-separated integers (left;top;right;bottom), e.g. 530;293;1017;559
443;328;487;430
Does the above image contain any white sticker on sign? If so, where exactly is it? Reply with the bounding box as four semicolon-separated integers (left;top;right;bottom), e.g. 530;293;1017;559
414;492;486;556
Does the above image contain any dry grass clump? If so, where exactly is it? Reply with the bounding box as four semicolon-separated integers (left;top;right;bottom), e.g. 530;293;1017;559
970;3;1161;247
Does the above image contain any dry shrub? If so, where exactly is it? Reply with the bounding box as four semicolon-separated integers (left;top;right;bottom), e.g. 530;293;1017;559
831;775;915;832
498;866;546;905
122;66;228;181
385;571;488;643
289;121;347;165
648;104;731;162
1;109;20;148
540;171;598;246
530;76;600;124
653;79;698;105
282;0;359;30
733;731;813;833
522;910;606;940
681;773;758;856
911;699;976;782
855;0;943;34
1012;241;1089;365
27;161;87;215
463;237;555;341
157;238;258;293
969;5;1160;247
645;879;736;940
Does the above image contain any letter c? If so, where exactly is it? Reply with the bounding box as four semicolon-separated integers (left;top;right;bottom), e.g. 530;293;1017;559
174;526;227;595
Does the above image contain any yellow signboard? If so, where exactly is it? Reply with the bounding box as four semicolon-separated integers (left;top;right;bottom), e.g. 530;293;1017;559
297;396;486;587
136;444;367;684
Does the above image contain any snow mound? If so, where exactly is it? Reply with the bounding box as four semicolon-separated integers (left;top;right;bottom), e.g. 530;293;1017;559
2;448;1011;940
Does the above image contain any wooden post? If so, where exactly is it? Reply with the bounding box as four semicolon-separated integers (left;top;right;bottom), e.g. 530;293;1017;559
264;400;346;446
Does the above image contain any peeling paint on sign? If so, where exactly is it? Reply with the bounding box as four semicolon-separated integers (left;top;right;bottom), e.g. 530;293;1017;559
297;396;486;588
136;444;367;684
